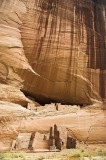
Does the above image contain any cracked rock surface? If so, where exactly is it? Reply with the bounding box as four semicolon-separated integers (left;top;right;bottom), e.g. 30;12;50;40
0;101;106;151
0;0;106;104
0;0;106;151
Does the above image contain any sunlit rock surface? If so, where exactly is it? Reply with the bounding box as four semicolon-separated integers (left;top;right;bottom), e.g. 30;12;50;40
0;0;106;150
0;0;106;104
0;101;106;151
21;0;106;104
0;84;29;106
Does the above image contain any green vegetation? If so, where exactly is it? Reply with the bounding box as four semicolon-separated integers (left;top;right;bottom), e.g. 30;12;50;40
0;152;25;160
0;148;106;160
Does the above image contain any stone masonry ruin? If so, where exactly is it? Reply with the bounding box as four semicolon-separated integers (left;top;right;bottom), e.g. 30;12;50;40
11;125;76;152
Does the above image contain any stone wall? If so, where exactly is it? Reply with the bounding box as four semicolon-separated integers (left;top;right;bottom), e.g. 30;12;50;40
15;133;32;150
32;132;50;151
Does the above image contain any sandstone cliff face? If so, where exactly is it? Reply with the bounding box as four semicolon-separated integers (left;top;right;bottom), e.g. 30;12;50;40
20;0;106;104
0;0;37;105
0;101;106;151
0;0;106;150
0;0;106;104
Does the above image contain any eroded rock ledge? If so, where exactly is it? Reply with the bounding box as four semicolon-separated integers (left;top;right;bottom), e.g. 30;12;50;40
0;0;106;151
0;101;106;151
0;0;106;104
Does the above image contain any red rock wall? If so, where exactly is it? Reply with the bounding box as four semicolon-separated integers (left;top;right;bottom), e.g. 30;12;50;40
0;0;106;104
19;0;106;104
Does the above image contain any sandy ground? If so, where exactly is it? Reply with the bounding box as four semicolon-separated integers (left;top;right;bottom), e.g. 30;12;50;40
1;148;106;160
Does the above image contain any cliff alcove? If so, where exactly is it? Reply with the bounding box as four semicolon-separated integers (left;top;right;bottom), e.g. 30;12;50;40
0;0;106;152
0;0;106;105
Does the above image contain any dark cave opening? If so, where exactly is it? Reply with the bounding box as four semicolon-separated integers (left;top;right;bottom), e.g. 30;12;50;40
66;137;76;149
21;89;87;107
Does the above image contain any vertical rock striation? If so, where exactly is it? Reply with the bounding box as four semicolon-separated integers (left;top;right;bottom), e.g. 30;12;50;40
20;0;106;104
0;0;106;104
0;0;106;149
